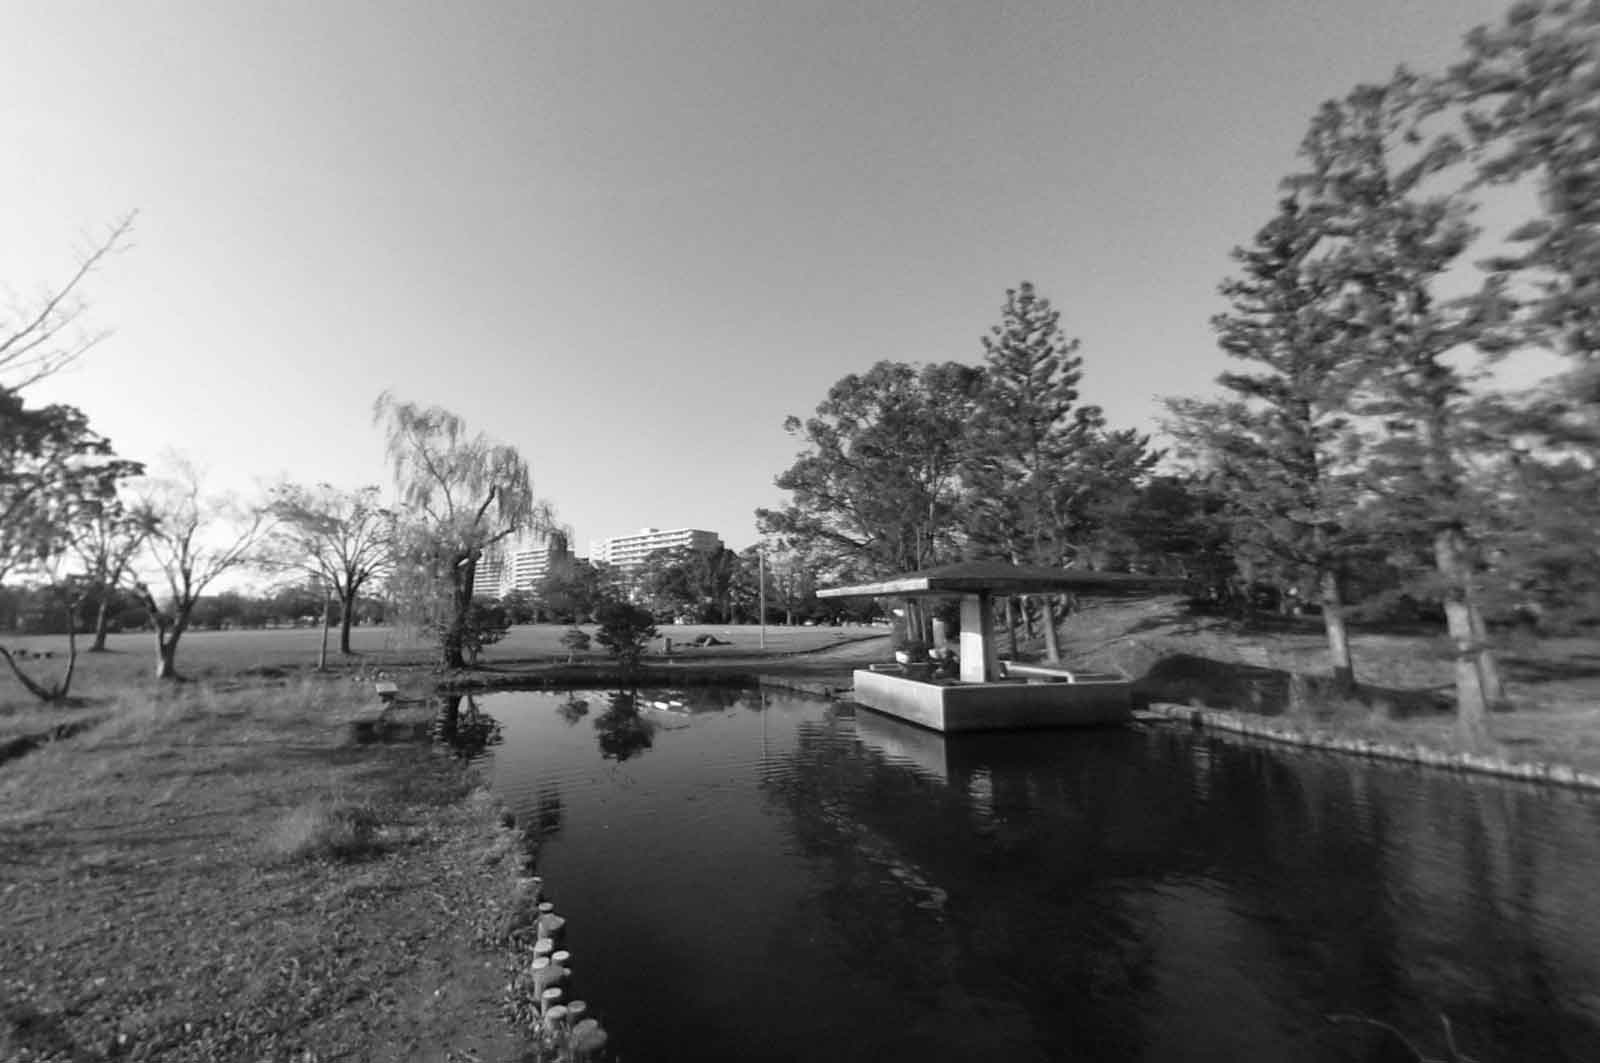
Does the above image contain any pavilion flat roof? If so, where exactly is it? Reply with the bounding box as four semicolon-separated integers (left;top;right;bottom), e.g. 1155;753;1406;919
816;560;1180;599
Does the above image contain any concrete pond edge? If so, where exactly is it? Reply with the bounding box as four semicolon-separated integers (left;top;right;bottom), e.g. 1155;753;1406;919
1143;702;1600;793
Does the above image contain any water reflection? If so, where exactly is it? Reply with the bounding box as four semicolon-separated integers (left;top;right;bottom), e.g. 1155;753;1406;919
471;690;1600;1063
432;693;503;759
593;690;657;762
557;693;590;724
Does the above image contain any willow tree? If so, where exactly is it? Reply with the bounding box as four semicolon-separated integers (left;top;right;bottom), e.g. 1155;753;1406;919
374;394;554;669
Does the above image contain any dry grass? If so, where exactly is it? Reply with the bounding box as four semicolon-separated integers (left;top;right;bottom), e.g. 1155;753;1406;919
261;796;388;865
1062;595;1600;775
0;676;534;1062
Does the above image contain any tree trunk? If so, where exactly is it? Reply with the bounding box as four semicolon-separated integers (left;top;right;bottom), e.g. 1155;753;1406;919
91;595;112;652
1318;568;1355;694
156;635;180;681
1022;596;1036;641
318;592;332;671
1467;603;1507;709
338;590;357;655
1041;596;1062;663
1004;597;1019;659
442;562;473;669
1434;527;1491;749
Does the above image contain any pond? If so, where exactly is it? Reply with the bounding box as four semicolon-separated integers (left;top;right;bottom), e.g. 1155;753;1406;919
463;687;1600;1062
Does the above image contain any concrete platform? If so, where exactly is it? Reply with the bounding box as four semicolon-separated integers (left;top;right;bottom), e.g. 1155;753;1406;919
847;668;1132;733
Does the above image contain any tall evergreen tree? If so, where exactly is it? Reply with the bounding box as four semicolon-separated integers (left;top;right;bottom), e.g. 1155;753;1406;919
1292;72;1508;742
1167;192;1367;692
1446;0;1600;383
967;283;1155;658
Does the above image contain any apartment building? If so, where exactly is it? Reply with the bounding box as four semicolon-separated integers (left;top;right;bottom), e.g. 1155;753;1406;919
471;531;572;598
588;527;723;572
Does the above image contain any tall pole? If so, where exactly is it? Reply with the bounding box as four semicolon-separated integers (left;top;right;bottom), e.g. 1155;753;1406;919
758;547;767;650
318;578;333;671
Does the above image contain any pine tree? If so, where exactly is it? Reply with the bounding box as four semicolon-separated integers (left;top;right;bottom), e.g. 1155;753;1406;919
1168;193;1367;692
1446;0;1600;376
1292;72;1508;743
967;282;1154;660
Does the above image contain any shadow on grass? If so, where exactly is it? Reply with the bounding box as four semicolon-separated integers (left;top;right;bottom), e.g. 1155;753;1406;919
1499;652;1600;684
1133;652;1453;719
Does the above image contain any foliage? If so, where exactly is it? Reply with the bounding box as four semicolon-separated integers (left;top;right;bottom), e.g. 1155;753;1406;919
759;360;985;579
1445;0;1600;370
431;597;511;666
537;556;609;623
500;589;538;624
634;544;743;622
560;625;591;661
593;599;658;671
1165;187;1372;689
374;393;554;669
966;281;1156;569
0;389;143;700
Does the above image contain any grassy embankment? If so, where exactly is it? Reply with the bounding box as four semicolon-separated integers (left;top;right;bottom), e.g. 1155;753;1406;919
1061;595;1600;777
0;622;882;1062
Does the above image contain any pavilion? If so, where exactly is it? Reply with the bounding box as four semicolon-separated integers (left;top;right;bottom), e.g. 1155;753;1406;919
818;560;1176;733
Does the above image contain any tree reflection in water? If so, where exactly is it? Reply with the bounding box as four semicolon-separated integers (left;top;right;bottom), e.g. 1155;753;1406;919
557;693;590;724
432;693;504;759
594;690;657;762
759;719;1156;1060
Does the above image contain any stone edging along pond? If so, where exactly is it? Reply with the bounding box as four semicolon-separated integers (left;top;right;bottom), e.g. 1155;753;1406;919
1143;702;1600;793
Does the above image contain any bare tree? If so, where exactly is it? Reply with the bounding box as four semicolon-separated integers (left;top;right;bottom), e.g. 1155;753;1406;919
374;393;554;669
1;213;137;392
70;494;157;652
266;483;395;656
133;459;272;680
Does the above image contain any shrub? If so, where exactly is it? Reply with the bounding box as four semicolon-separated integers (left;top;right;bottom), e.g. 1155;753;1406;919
560;625;591;662
593;600;658;671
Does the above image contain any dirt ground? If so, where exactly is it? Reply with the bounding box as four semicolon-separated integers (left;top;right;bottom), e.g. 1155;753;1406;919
0;679;544;1063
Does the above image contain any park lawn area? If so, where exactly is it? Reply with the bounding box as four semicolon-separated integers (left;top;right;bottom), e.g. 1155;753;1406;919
0;677;538;1063
1063;595;1600;777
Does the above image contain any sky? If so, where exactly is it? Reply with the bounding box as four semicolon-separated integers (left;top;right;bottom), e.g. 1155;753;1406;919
5;0;1520;557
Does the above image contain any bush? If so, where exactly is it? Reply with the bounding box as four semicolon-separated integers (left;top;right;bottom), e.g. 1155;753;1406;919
593;600;658;670
560;625;592;661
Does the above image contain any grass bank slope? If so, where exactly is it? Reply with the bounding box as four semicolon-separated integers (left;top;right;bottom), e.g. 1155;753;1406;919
0;678;534;1063
1059;595;1600;776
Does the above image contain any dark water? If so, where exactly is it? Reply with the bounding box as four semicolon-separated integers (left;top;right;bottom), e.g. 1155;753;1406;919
468;688;1600;1063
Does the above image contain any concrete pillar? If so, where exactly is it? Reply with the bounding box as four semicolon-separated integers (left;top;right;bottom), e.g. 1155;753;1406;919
958;593;998;683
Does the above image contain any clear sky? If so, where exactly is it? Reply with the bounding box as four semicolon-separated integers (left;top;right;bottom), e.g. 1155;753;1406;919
6;0;1515;554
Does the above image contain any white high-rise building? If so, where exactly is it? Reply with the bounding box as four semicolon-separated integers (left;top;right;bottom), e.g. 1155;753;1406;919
589;527;723;572
471;532;572;598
